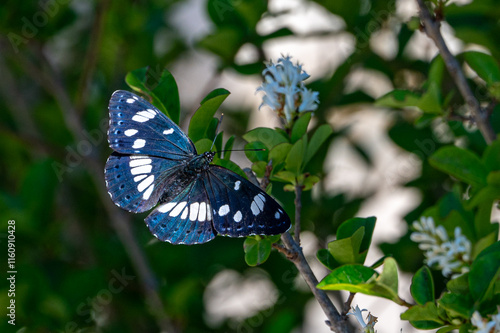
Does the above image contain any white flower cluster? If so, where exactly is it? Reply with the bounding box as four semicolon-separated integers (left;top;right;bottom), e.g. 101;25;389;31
257;56;319;124
410;216;471;278
471;310;500;333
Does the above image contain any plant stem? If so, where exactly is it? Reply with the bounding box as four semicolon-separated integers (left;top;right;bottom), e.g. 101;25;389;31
11;44;176;333
416;0;496;144
294;184;302;244
281;232;348;332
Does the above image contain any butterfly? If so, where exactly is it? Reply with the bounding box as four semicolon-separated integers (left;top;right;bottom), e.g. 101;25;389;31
104;90;291;245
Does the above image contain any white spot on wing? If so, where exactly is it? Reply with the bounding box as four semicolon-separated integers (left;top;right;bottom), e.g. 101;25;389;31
254;194;265;211
169;201;187;217
129;158;151;167
218;204;230;217
274;211;280;219
137;110;155;119
158;202;176;213
133;174;147;182
234;180;241;190
143;184;154;200
124;129;138;137
251;202;260;216
126;98;135;103
199;202;207;222
132;115;149;122
189;202;200;221
181;207;189;219
163;128;174;135
234;211;242;222
137;175;154;192
130;165;152;175
132;139;146;149
206;204;212;221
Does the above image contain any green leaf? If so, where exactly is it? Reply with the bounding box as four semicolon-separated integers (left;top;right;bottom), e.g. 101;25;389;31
223;135;235;160
126;66;180;123
243;128;289;150
328;227;365;265
317;264;378;291
401;302;444;328
375;89;421;109
251;161;267;178
272;170;296;184
215;159;247;179
245;141;268;162
337;217;376;255
377;257;399;298
429;146;488;187
417;81;443;114
436;326;461;333
268;143;292;166
469;247;500;302
244;237;272;266
317;248;340;270
438;292;473;319
194;138;213;155
198;28;243;63
301;174;319;191
286;138;306;175
150;68;180;124
188;88;230;142
291;113;311;143
427;55;445;88
318;258;403;304
411;266;435;305
482;139;500;171
446;273;469;295
305;124;333;165
463;51;500;85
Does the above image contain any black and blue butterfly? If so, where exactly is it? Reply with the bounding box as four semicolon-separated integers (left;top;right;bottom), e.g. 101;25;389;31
104;90;291;245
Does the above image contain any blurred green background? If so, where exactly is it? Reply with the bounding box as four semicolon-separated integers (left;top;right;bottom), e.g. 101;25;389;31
1;0;499;332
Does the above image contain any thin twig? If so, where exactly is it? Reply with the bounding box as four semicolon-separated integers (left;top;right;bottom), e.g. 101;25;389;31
343;293;356;316
294;184;302;244
272;242;297;260
75;0;110;115
281;232;348;332
9;45;176;333
416;0;496;144
260;160;273;191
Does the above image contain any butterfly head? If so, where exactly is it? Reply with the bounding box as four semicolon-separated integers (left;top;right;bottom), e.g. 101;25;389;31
202;151;215;164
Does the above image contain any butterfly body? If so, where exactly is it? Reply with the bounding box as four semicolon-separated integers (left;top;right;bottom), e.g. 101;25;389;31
105;90;290;245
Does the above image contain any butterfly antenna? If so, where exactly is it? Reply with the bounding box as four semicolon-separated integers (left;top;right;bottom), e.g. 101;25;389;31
210;113;224;152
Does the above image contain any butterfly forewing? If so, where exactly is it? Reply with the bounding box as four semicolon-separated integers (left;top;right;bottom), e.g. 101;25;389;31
145;179;216;244
204;166;291;237
105;152;184;213
108;90;196;159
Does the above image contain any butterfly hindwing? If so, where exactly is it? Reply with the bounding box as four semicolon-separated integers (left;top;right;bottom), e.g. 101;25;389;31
105;152;184;213
108;90;196;159
145;179;216;244
204;165;291;237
